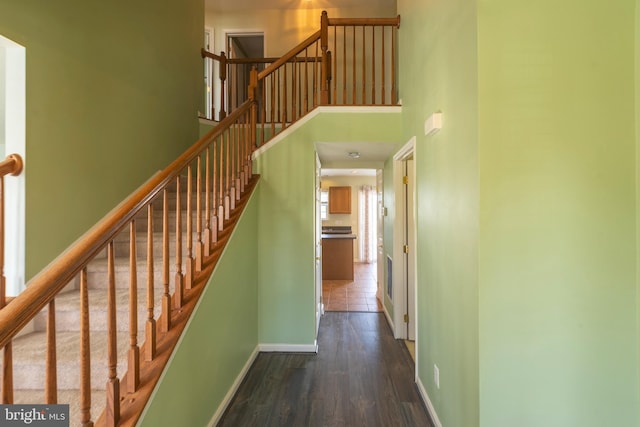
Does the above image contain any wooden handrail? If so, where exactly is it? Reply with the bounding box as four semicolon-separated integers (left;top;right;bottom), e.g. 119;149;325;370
0;102;254;350
327;16;401;28
0;154;23;177
258;30;321;80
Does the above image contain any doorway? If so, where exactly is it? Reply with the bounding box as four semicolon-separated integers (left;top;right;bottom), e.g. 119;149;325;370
392;138;417;343
226;33;264;113
0;35;26;296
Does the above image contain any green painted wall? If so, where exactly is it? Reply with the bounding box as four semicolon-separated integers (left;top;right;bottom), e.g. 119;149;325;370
138;189;259;427
0;0;204;280
254;110;401;345
397;0;480;426
637;0;640;421
478;1;638;426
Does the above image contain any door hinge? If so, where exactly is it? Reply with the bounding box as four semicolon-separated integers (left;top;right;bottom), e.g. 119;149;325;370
403;245;409;254
403;175;409;185
404;313;409;323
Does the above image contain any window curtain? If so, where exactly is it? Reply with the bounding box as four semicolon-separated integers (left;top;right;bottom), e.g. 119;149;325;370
359;185;377;263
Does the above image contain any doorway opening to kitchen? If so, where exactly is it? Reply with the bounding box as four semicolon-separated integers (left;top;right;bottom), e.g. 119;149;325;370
320;168;381;313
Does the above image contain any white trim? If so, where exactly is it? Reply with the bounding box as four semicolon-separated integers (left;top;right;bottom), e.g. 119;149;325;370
382;303;395;335
252;106;402;159
258;342;318;353
393;136;416;161
417;376;443;427
207;345;260;427
1;35;26;296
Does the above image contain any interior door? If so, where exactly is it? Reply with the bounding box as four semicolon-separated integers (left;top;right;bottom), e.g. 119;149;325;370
376;170;384;301
314;157;323;336
405;158;416;341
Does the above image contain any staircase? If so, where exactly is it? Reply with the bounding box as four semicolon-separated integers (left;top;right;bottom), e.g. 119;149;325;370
2;174;256;425
0;11;401;427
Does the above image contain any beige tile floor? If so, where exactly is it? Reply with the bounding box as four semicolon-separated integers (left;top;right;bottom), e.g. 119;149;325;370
323;262;383;312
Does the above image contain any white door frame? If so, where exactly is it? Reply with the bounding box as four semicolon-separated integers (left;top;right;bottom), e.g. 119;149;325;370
392;137;417;342
0;35;26;296
314;153;323;339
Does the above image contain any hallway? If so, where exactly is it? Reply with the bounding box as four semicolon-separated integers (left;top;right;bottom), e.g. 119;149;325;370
217;312;433;426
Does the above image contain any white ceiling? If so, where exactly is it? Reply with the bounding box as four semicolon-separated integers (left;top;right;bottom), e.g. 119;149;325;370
315;141;401;173
206;0;394;12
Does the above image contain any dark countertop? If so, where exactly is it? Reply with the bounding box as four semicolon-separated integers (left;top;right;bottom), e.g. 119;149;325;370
322;233;357;239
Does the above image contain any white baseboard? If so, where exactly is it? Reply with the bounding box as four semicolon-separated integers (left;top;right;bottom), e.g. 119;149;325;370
259;342;318;353
416;376;443;427
382;304;395;335
207;345;260;427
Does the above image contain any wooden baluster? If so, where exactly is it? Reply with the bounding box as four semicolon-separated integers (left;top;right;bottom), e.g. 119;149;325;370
237;119;243;196
260;73;266;145
283;64;288;127
320;11;329;105
230;126;237;210
185;165;194;289
275;69;280;129
343;26;347;104
382;26;386;104
196;156;204;273
269;73;276;138
333;25;337;104
79;268;93;427
45;299;57;403
392;25;397;105
213;140;220;237
174;177;184;308
313;42;318;107
145;203;157;359
304;48;309;114
203;147;212;256
224;132;231;220
218;137;224;231
106;241;120;426
292;59;297;121
352;26;356;104
127;221;140;392
161;190;171;333
372;26;376;104
327;51;332;104
0;177;13;404
219;51;227;120
361;26;366;104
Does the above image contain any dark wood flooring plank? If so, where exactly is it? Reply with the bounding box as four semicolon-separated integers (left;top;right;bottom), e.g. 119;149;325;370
217;312;434;427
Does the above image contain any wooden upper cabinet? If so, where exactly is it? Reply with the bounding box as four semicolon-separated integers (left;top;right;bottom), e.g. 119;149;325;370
329;186;351;214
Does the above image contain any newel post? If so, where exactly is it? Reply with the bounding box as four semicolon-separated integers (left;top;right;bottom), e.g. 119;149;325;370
219;51;227;120
249;66;258;149
320;11;330;105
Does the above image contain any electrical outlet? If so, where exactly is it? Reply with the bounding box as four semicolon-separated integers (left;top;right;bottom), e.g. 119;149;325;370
434;364;440;389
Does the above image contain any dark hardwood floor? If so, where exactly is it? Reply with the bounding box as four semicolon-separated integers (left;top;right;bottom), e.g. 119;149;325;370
217;312;434;427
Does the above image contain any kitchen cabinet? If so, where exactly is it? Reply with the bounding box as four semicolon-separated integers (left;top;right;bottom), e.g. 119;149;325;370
329;186;351;214
322;236;355;280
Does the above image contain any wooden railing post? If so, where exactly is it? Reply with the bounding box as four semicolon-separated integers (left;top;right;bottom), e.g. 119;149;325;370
320;11;329;105
249;66;258;149
219;51;228;120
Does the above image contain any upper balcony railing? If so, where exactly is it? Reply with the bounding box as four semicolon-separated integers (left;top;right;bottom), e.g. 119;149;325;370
202;11;401;136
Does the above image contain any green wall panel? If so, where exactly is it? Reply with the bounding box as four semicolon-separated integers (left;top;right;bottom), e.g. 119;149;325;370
0;0;204;279
397;0;480;425
478;1;638;426
138;189;259;427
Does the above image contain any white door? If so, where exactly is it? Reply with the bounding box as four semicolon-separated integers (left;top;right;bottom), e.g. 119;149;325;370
376;170;384;301
314;157;323;336
405;158;416;341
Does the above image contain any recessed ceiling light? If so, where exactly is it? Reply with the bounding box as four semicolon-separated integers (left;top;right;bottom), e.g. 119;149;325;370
348;152;360;159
